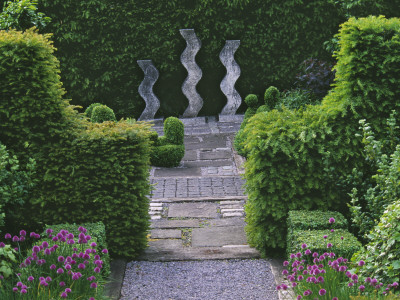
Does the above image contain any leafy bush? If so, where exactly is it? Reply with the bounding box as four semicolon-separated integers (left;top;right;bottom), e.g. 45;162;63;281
84;102;102;119
0;142;36;232
352;199;400;285
164;117;184;145
0;225;109;299
276;89;318;110
264;86;280;110
151;144;185;168
294;58;335;100
243;16;400;255
244;94;259;108
288;210;348;232
37;0;343;117
349;113;400;240
0;0;50;31
91;104;116;123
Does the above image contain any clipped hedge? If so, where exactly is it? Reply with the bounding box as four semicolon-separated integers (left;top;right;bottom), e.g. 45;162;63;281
287;210;348;232
288;229;362;262
91;104;116;123
164;117;184;145
42;222;110;277
243;16;400;255
37;0;344;117
151;144;185;168
33;121;152;258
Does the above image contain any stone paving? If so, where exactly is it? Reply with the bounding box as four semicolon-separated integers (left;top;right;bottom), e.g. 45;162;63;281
138;115;260;261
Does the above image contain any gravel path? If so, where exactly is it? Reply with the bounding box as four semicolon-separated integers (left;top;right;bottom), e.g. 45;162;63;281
120;259;278;300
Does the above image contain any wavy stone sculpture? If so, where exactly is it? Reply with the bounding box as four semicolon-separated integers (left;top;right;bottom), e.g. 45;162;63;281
137;60;160;120
220;40;241;115
180;29;203;118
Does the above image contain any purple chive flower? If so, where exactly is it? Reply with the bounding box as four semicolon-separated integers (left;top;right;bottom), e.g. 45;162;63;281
341;236;344;240
42;241;49;248
46;228;53;235
327;243;332;248
67;239;75;245
90;282;98;288
94;267;101;273
65;264;71;270
339;266;347;272
86;235;91;241
365;277;372;283
319;289;326;296
40;280;48;286
0;242;5;248
371;278;378;286
28;276;34;282
19;230;26;237
296;252;302;258
282;260;289;266
50;264;56;270
323;235;328;239
331;229;335;232
317;276;324;283
58;256;65;262
12;236;19;242
352;274;359;281
296;296;302;300
305;249;311;255
78;263;85;269
312;252;318;258
358;260;365;266
60;292;68;298
90;298;95;300
90;242;97;247
301;243;307;249
359;285;365;291
329;217;335;223
392;282;399;288
44;248;51;255
333;298;338;300
16;282;23;287
282;270;288;275
46;276;52;282
348;282;354;287
13;287;18;292
20;288;27;294
5;233;11;239
65;288;72;293
59;281;66;287
57;268;64;274
102;249;108;254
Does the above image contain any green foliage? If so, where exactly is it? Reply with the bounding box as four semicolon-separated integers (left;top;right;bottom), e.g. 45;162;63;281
151;144;185;168
243;107;257;124
0;142;36;232
289;229;362;262
0;244;16;279
42;222;110;277
84;102;102;119
276;89;319;110
37;0;343;117
255;105;269;114
164;117;184;145
264;86;280;110
90;104;116;123
243;16;400;255
244;94;258;108
0;0;50;31
233;128;247;157
287;210;348;232
352;199;400;284
349;113;400;240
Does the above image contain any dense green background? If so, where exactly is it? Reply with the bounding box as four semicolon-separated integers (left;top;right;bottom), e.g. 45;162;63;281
35;0;344;118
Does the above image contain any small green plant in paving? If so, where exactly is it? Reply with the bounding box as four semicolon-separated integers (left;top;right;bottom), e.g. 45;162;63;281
181;228;192;247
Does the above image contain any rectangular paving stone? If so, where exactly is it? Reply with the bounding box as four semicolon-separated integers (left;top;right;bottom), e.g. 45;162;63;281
200;151;232;160
154;167;202;177
223;212;244;218
151;229;181;239
183;150;198;161
150;219;201;229
147;239;183;250
191;226;248;247
183;160;233;168
168;202;218;218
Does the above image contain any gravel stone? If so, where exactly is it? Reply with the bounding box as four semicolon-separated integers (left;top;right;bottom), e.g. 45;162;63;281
120;259;278;300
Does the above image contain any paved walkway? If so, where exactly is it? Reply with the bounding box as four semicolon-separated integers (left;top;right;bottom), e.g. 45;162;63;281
115;116;283;300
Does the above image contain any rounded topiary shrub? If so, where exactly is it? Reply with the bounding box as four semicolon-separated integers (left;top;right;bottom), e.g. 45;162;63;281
85;102;102;119
151;144;185;168
264;86;280;110
256;105;269;114
164;117;184;145
244;94;259;108
91;105;116;123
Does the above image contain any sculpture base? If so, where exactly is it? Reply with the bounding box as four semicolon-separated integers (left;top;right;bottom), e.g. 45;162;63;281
218;114;244;123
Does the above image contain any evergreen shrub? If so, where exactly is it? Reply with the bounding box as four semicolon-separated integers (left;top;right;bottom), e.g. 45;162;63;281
91;104;116;123
264;86;280;110
244;94;259;108
164;117;184;145
287;210;348;232
151;144;185;168
243;16;400;255
84;102;102;119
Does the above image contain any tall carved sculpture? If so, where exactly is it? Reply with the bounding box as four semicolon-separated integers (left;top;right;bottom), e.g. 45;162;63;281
180;29;203;118
137;60;160;120
220;40;241;115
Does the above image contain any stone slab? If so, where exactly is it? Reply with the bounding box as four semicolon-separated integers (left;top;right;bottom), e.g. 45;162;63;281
180;117;206;126
103;259;127;300
151;229;182;239
147;239;183;250
191;226;247;247
209;218;246;227
154;167;202;177
168;202;218;218
223;212;244;218
218;114;244;123
137;246;260;261
183;160;232;168
200;150;232;160
150;219;201;229
183;150;198;161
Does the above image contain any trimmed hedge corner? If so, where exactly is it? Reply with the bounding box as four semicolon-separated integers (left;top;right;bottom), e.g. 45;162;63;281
288;210;348;232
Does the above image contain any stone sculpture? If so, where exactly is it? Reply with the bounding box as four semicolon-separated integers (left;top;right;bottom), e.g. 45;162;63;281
137;60;160;120
180;29;203;118
220;40;241;115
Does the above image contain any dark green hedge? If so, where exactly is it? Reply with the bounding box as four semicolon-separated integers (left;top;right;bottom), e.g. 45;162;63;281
243;16;400;256
0;29;152;259
287;210;348;232
37;0;344;118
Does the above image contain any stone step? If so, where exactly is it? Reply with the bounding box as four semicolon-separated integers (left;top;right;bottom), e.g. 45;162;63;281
150;196;247;203
137;245;260;261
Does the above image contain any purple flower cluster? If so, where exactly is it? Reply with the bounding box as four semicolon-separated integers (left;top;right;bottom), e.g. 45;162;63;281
1;226;109;298
276;217;400;299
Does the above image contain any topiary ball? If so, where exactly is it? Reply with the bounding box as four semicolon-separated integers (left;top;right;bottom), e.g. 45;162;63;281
164;117;184;145
85;102;102;119
244;94;259;108
264;86;280;110
150;144;185;167
91;105;116;123
256;105;269;114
